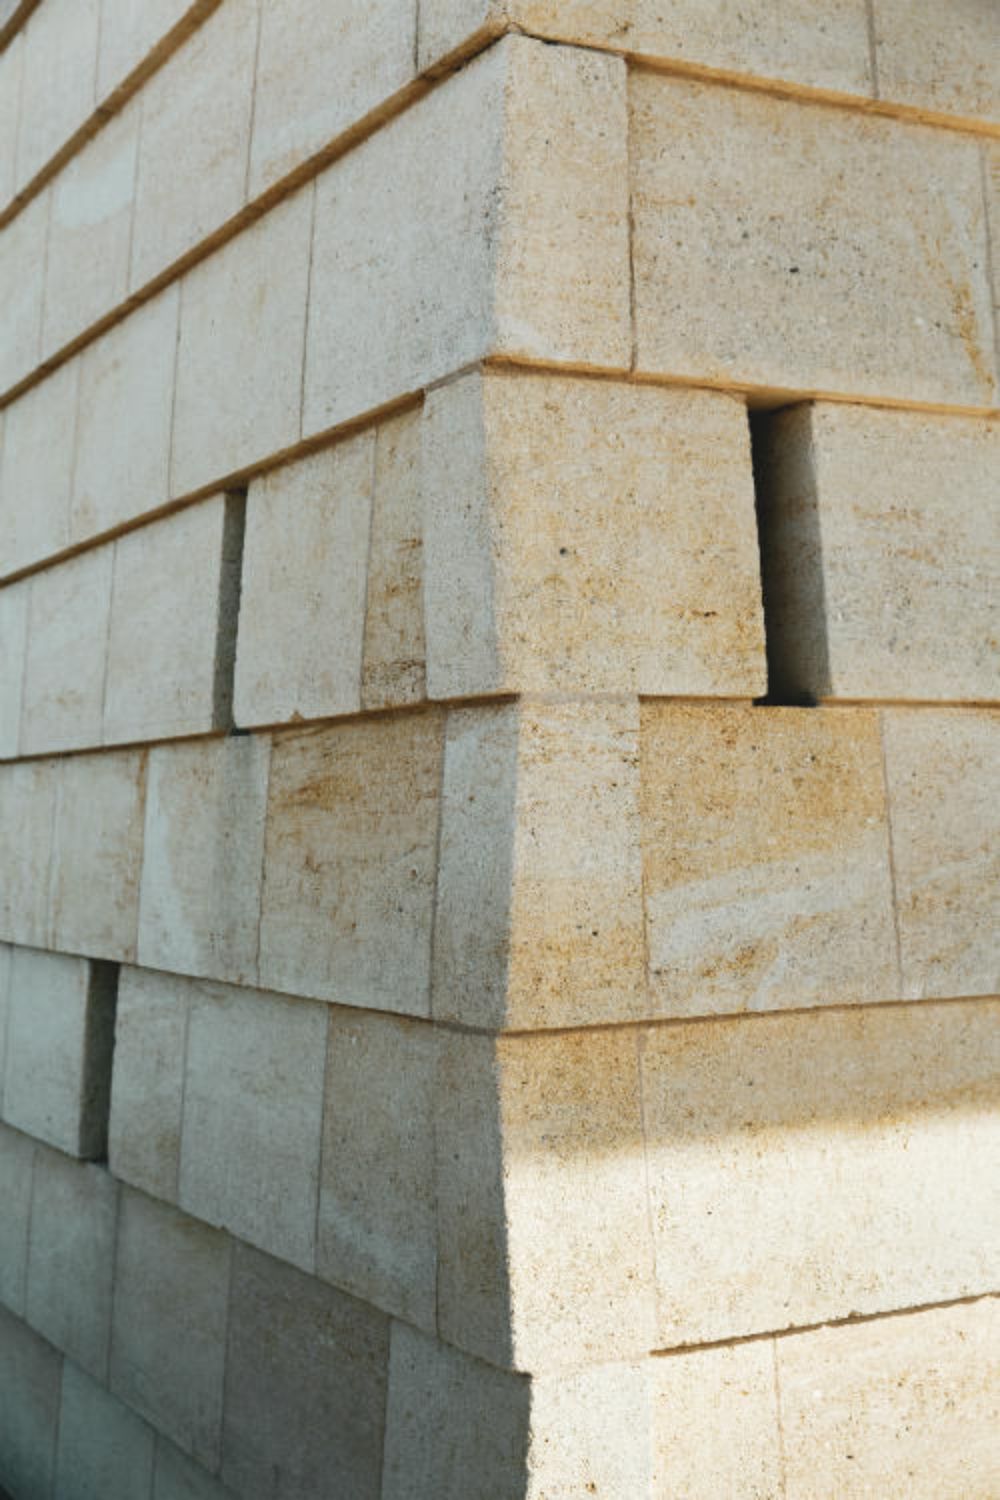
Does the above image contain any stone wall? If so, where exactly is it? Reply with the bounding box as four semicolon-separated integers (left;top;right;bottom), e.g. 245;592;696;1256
0;2;997;1496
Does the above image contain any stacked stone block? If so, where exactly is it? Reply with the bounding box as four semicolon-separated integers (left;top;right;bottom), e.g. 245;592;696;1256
0;2;997;1496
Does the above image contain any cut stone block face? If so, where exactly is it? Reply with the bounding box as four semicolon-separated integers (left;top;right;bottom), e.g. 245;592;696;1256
97;0;217;101
361;406;426;711
423;372;765;698
872;0;1000;121
258;711;443;1012
756;405;1000;703
154;1438;241;1500
0;578;28;758
0;357;77;577
108;967;188;1201
651;1341;782;1499
49;750;147;961
2;949;117;1160
0;187;47;393
0;759;57;947
138;735;271;985
639;704;899;1016
55;1362;155;1500
0;1119;34;1316
631;73;997;406
14;0;98;190
0;38;21;206
640;1000;1000;1346
20;544;114;755
0;1304;62;1500
882;709;1000;999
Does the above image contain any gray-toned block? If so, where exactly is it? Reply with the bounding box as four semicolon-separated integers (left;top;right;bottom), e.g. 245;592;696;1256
0;759;57;948
0;357;77;576
0;579;28;758
55;1362;155;1500
0;1304;62;1500
107;968;187;1202
154;1436;240;1500
0;1121;34;1316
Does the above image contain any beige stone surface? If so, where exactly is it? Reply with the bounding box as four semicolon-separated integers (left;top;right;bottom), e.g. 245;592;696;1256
778;1298;1000;1498
14;0;98;190
98;0;215;99
423;371;765;698
110;1190;230;1468
178;980;327;1271
248;0;416;195
0;1119;34;1316
171;187;311;495
0;187;46;393
0;758;56;947
20;544;113;755
234;435;374;727
138;735;270;985
55;1362;155;1500
0;357;77;576
640;1001;1000;1346
651;1341;781;1499
154;1438;241;1500
0;1304;62;1500
527;1362;653;1500
108;967;187;1201
434;699;646;1030
631;73;997;406
883;709;1000;999
873;0;999;120
639;704;898;1016
221;1245;390;1500
0;578;28;758
318;1010;437;1329
258;711;443;1012
361;407;426;710
0;36;22;206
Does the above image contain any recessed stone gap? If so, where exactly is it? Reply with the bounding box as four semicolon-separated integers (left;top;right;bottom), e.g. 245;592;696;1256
213;488;249;732
81;960;119;1164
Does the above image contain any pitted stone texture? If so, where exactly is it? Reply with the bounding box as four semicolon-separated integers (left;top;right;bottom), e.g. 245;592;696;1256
652;1341;782;1499
259;711;443;1013
14;0;98;190
631;73;996;406
55;1362;155;1500
0;1304;62;1500
0;1119;34;1316
0;759;56;947
0;187;46;392
756;405;1000;703
872;0;999;121
882;709;1000;999
108;968;187;1201
640;1001;1000;1347
361;407;426;710
0;578;28;758
0;357;77;577
20;545;113;755
639;704;898;1016
434;699;645;1030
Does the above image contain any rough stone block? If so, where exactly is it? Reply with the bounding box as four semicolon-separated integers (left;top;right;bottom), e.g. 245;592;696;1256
2;949;117;1160
258;711;443;1012
20;543;114;755
882;709;999;999
178;980;327;1271
110;1190;230;1469
234;434;374;727
872;0;999;120
0;1119;34;1316
651;1341;781;1499
361;406;426;710
55;1362;155;1500
14;0;98;189
108;967;187;1201
171;187;311;496
526;1362;653;1499
0;180;46;393
98;0;213;99
640;1000;1000;1346
0;1303;62;1500
0;758;56;947
154;1438;241;1500
423;371;765;698
25;1148;117;1379
0;357;77;576
318;1010;437;1329
639;704;898;1016
0;577;28;758
434;699;645;1029
631;73;996;406
137;735;270;986
221;1245;390;1500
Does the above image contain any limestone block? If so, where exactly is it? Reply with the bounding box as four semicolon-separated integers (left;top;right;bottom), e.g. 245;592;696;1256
873;0;999;120
103;495;238;746
436;1029;657;1371
20;544;114;755
41;105;139;357
137;735;270;986
2;949;117;1159
98;0;216;100
0;36;21;206
71;287;179;544
49;749;147;961
639;704;898;1016
258;711;443;1013
110;1190;230;1468
0;758;56;946
171;188;311;495
631;74;997;407
25;1148;117;1379
154;1439;241;1500
640;1000;1000;1347
221;1245;390;1500
14;0;98;189
0;577;28;758
651;1341;782;1499
778;1298;1000;1498
318;1010;437;1329
423;371;765;698
248;0;416;196
0;1120;34;1316
304;36;629;435
234;434;374;727
0;1304;62;1500
526;1362;653;1499
0;187;46;392
882;709;999;999
55;1362;155;1500
129;0;257;288
361;406;426;710
0;357;77;576
434;699;645;1029
987;144;1000;324
757;405;1000;702
108;967;187;1201
178;980;327;1271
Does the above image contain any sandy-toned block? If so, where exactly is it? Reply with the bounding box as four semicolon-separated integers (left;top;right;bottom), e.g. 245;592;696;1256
361;407;425;710
757;405;1000;702
222;1245;390;1500
154;1439;241;1500
1;949;117;1160
778;1298;1000;1498
640;1001;1000;1347
631;74;996;406
55;1363;155;1500
178;980;327;1270
234;435;374;727
20;545;113;755
434;699;645;1030
640;704;898;1016
0;578;28;758
14;0;98;190
138;735;270;985
318;1010;437;1329
0;357;77;576
873;0;999;121
0;1120;34;1316
0;1304;62;1500
0;759;56;947
259;711;443;1013
526;1362;654;1500
0;186;46;392
108;968;187;1201
49;750;147;961
171;188;311;496
423;371;765;698
304;35;629;435
883;709;999;999
651;1341;781;1499
98;0;215;99
111;1190;230;1468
